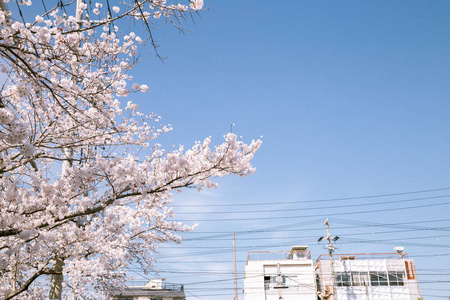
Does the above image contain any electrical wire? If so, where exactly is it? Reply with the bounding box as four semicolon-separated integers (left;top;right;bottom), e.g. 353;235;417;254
171;187;450;207
173;200;450;221
173;194;450;214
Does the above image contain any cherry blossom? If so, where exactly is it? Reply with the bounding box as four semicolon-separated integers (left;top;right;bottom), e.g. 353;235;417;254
190;0;204;10
0;0;260;299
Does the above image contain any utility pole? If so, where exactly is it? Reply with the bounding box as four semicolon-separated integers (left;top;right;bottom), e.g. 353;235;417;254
273;263;288;300
277;263;283;300
318;218;339;300
233;232;238;300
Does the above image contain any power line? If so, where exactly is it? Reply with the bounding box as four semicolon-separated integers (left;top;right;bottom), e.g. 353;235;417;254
181;226;450;241
175;195;450;215
171;187;450;207
173;194;450;215
182;217;450;234
173;200;450;222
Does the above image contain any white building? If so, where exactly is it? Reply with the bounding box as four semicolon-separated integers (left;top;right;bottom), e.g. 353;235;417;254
243;246;317;300
315;251;421;300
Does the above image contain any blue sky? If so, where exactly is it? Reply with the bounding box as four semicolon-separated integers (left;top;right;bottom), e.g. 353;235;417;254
127;1;450;299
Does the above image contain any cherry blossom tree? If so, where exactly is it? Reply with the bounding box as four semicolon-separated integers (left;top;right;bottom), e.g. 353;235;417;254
0;0;261;299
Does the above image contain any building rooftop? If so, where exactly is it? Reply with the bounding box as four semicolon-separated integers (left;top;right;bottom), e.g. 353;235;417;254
247;246;312;263
315;252;409;264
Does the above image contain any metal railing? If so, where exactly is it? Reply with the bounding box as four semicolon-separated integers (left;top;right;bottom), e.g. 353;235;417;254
314;252;409;264
128;281;184;291
247;250;311;263
160;282;184;291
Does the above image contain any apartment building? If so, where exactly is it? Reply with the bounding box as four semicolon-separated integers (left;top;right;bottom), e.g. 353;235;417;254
243;246;317;300
315;251;421;300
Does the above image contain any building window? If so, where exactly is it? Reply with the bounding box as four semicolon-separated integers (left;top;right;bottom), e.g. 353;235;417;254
336;272;369;286
370;271;389;286
388;271;405;286
264;275;280;290
336;272;351;286
264;275;297;290
335;271;404;287
351;272;369;286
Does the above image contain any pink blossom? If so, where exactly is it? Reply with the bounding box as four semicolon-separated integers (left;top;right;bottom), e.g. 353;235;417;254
190;0;204;10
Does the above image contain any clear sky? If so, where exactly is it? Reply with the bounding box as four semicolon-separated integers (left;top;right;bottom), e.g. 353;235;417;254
119;0;450;299
126;1;450;299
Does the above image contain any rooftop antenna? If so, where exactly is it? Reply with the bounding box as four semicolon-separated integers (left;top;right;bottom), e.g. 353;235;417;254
318;218;339;300
394;247;406;258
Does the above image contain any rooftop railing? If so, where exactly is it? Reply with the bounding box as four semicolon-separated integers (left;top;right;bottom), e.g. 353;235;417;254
247;250;311;264
138;281;184;291
113;281;184;291
314;252;409;264
159;282;184;291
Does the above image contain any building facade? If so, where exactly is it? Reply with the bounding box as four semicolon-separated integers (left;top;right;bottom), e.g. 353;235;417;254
109;279;186;300
315;252;421;300
243;246;317;300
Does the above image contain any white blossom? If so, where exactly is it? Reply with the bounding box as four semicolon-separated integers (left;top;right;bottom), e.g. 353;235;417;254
190;0;204;10
0;107;16;124
4;122;28;144
20;142;35;156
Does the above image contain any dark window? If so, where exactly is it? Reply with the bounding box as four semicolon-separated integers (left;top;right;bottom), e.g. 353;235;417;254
388;271;405;286
264;275;295;290
264;275;277;290
370;272;388;286
336;272;351;286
